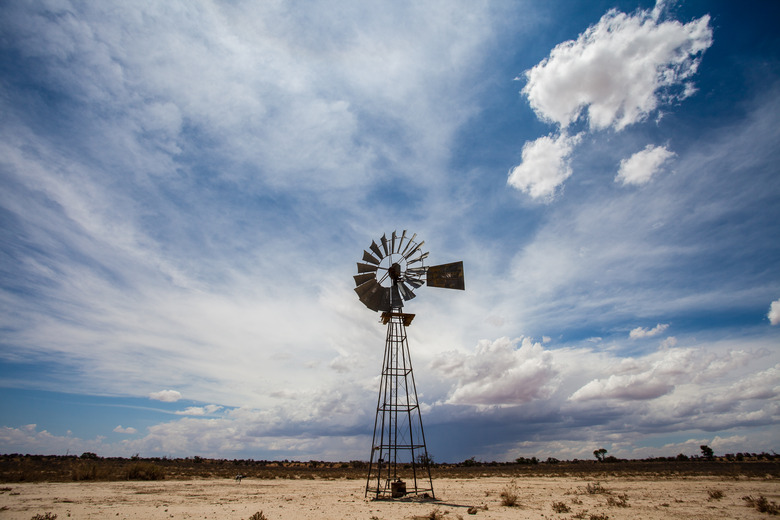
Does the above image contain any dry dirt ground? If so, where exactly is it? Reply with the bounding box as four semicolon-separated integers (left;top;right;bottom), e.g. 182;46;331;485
1;476;778;520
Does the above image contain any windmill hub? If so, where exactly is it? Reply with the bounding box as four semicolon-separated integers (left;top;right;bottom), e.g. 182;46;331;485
388;263;402;282
355;230;464;500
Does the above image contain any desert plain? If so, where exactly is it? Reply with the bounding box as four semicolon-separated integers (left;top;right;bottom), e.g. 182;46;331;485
1;473;779;520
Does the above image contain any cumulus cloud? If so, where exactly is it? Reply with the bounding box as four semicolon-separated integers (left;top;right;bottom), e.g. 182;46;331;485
629;323;670;339
507;132;582;199
510;3;712;198
431;337;557;407
569;346;752;402
113;425;138;434
768;299;780;325
616;145;676;185
521;7;712;131
149;390;182;402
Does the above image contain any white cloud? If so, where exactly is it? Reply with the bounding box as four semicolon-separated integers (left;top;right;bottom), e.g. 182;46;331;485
521;7;712;131
113;425;138;434
174;405;223;416
431;337;557;406
507;132;582;199
149;390;182;402
510;3;712;197
768;298;780;325
630;323;670;339
616;145;676;186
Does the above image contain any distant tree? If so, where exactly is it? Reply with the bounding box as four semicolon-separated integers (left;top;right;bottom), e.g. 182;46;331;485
594;448;608;462
700;445;714;460
417;453;434;467
461;456;479;467
80;452;98;460
546;457;560;464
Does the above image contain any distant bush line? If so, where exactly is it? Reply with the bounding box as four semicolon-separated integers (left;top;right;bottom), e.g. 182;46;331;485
0;452;777;483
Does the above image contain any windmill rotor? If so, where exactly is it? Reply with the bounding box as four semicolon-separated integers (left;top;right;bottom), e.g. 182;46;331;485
354;230;464;312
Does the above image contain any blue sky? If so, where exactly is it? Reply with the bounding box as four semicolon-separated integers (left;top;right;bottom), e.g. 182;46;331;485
1;0;778;462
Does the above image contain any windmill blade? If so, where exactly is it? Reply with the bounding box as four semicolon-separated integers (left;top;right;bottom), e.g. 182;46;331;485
391;230;397;254
401;233;417;255
406;251;429;265
366;286;390;312
426;261;465;290
406;277;424;289
386;285;403;310
363;250;381;265
381;233;389;256
357;262;378;274
406;266;427;277
398;281;416;301
355;278;380;298
397;230;407;253
370;240;384;259
355;279;388;312
404;240;424;259
354;272;375;287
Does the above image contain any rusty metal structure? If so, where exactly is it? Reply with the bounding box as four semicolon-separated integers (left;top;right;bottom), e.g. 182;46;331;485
354;230;464;500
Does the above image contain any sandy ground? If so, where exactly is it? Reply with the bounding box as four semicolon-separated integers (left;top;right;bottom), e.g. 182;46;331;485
1;476;778;519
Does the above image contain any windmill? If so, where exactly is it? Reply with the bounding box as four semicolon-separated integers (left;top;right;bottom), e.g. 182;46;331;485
355;230;464;500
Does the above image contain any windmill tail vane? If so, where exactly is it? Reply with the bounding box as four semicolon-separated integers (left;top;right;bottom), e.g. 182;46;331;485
354;230;464;500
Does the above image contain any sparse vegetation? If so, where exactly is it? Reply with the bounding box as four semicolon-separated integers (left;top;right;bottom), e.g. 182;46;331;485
30;514;57;520
585;482;609;495
606;494;629;507
499;480;520;507
1;453;778;483
743;495;780;515
552;501;571;513
412;508;445;520
589;514;609;520
125;462;164;480
247;512;267;520
708;489;724;500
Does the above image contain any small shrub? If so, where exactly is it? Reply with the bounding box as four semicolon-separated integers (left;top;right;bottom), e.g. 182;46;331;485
499;480;520;507
589;514;609;520
708;489;724;500
248;512;267;520
606;494;629;507
552;501;571;513
585;482;608;495
31;514;57;520
743;495;780;515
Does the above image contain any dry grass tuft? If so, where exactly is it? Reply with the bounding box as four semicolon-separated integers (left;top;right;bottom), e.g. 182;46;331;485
707;489;724;500
499;480;520;507
412;508;446;520
606;494;629;507
552;501;571;513
742;495;779;515
585;482;609;494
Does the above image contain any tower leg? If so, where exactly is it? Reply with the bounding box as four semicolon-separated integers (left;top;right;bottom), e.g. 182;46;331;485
365;312;434;499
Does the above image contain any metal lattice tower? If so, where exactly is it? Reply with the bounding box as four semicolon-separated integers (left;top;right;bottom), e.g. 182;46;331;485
353;230;464;500
365;311;434;499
